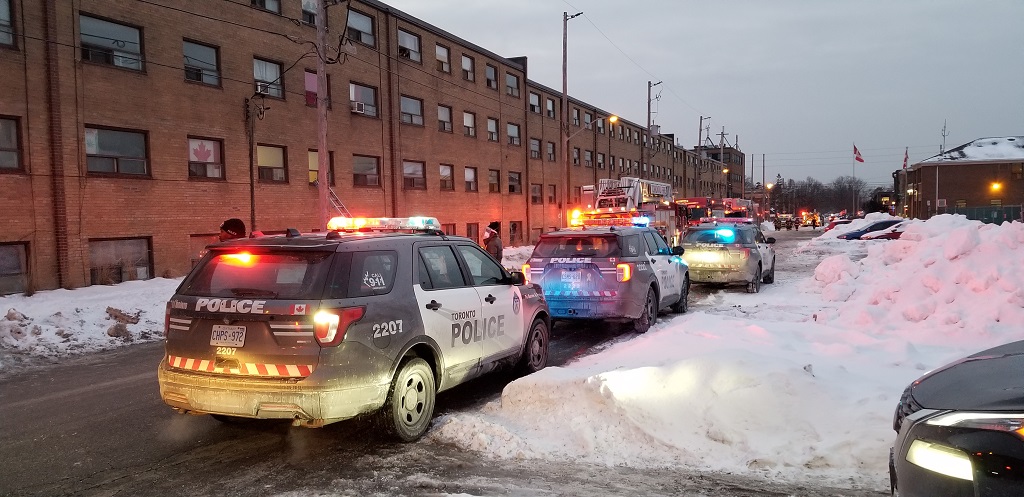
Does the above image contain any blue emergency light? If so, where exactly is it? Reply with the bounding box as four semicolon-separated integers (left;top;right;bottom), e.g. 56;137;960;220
715;228;736;243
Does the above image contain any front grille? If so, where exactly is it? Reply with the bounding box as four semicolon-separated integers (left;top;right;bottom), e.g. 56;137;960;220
894;383;923;432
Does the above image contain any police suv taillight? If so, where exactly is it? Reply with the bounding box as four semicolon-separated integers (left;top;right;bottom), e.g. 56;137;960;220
616;263;632;282
313;307;365;346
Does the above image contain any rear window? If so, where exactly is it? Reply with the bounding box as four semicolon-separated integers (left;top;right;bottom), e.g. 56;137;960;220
180;250;333;300
533;235;620;258
683;228;754;244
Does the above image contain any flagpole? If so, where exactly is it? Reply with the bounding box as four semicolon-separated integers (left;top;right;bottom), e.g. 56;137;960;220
851;143;856;215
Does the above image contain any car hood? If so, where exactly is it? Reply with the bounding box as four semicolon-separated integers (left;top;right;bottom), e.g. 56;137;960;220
912;340;1024;411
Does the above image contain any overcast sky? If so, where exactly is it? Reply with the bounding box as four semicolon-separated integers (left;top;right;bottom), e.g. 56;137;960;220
382;0;1024;187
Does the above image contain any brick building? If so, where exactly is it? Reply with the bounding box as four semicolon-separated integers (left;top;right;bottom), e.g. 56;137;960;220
0;0;732;294
902;137;1023;221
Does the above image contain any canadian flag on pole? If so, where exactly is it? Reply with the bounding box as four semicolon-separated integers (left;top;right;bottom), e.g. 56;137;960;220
902;147;909;169
853;145;865;163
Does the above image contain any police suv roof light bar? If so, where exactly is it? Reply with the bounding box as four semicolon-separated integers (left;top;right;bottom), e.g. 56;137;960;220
327;216;443;233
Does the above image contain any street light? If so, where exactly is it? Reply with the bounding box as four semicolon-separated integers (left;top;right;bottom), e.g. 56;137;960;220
991;182;1002;192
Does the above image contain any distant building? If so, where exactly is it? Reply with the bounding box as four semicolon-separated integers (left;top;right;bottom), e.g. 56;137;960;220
901;137;1023;221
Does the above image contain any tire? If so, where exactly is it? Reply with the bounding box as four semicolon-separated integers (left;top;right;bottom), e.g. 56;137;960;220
517;318;549;375
378;357;435;442
762;258;776;284
747;265;762;293
633;287;658;333
670;275;689;313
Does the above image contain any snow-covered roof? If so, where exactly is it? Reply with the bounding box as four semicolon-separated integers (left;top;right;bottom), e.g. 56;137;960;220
922;136;1024;163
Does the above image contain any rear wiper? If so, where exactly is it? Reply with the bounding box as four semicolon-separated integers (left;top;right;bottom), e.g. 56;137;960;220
229;287;279;298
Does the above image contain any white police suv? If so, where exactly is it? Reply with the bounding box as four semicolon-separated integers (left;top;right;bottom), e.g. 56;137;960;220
524;213;689;333
158;217;549;441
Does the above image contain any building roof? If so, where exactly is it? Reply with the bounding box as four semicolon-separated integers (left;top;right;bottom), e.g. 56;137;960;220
922;136;1024;163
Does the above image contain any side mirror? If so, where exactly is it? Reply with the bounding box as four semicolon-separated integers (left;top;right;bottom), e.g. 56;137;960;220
508;271;526;286
766;237;776;244
671;246;685;255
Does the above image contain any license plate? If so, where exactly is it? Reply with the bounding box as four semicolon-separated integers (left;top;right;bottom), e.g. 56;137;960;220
210;325;246;347
561;271;581;282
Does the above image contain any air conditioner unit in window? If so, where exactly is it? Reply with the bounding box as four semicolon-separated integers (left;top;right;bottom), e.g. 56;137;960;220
350;101;367;114
255;82;272;95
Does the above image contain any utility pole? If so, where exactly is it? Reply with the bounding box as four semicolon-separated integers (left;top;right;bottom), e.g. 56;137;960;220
562;11;582;227
696;116;710;197
646;81;661;181
717;126;728;198
315;0;330;228
940;119;949;154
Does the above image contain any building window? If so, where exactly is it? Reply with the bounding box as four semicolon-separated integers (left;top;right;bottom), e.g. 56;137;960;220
991;199;1002;206
347;9;375;46
573;186;581;204
485;64;498;90
0;117;20;170
584;112;593;127
304;70;330;108
88;238;152;285
509;221;523;246
507;123;521;145
463;112;476;137
435;44;450;72
584;150;593;167
545;98;555;119
465;166;478;191
300;0;316;24
349;82;378;116
529;138;541;159
403;160;426;189
438;105;453;132
307;149;334;185
256;144;286;182
530;183;542;204
572;147;580;166
439;164;454;190
250;0;280;13
466;223;479;243
486;118;499;142
547;184;557;204
597;118;605;134
80;15;143;70
187;137;223;179
547;142;555;161
461;54;475;81
505;73;520;97
508;171;522;194
353;155;380;186
441;223;456;236
0;0;13;47
400;95;423;125
85;127;147;175
529;92;541;113
488;169;500;193
0;243;28;295
253;58;283;98
183;40;219;85
572;108;580;126
955;199;967;208
597;153;605;169
1012;163;1023;180
397;29;421;62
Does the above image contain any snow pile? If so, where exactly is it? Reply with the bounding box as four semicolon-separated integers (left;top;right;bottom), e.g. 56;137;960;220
0;278;179;370
760;221;776;232
812;214;1024;337
501;245;534;271
923;136;1024;162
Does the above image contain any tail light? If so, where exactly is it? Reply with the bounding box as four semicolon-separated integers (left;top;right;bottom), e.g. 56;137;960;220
522;263;531;284
616;263;632;282
313;307;365;347
731;247;751;259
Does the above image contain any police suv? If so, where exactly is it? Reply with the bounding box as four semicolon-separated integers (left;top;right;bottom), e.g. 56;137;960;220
679;220;776;293
157;217;549;441
524;213;689;333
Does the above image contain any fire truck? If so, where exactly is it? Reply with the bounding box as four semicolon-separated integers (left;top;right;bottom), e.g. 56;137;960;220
678;197;760;229
580;177;680;243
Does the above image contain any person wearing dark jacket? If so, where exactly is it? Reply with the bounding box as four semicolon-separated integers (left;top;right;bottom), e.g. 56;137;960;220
219;218;246;241
483;221;503;261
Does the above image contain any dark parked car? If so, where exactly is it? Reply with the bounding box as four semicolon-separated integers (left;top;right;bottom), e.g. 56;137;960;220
836;219;902;240
891;340;1024;496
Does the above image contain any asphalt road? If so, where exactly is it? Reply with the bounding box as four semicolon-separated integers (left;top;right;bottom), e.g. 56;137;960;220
0;228;885;497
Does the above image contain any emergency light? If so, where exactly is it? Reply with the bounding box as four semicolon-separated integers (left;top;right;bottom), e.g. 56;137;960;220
327;216;441;232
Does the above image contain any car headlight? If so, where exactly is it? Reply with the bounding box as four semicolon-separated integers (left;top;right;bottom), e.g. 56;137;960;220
906;440;973;481
926;412;1024;436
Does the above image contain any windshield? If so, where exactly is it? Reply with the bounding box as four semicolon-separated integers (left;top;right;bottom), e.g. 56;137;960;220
682;228;754;245
533;235;620;258
179;250;334;300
